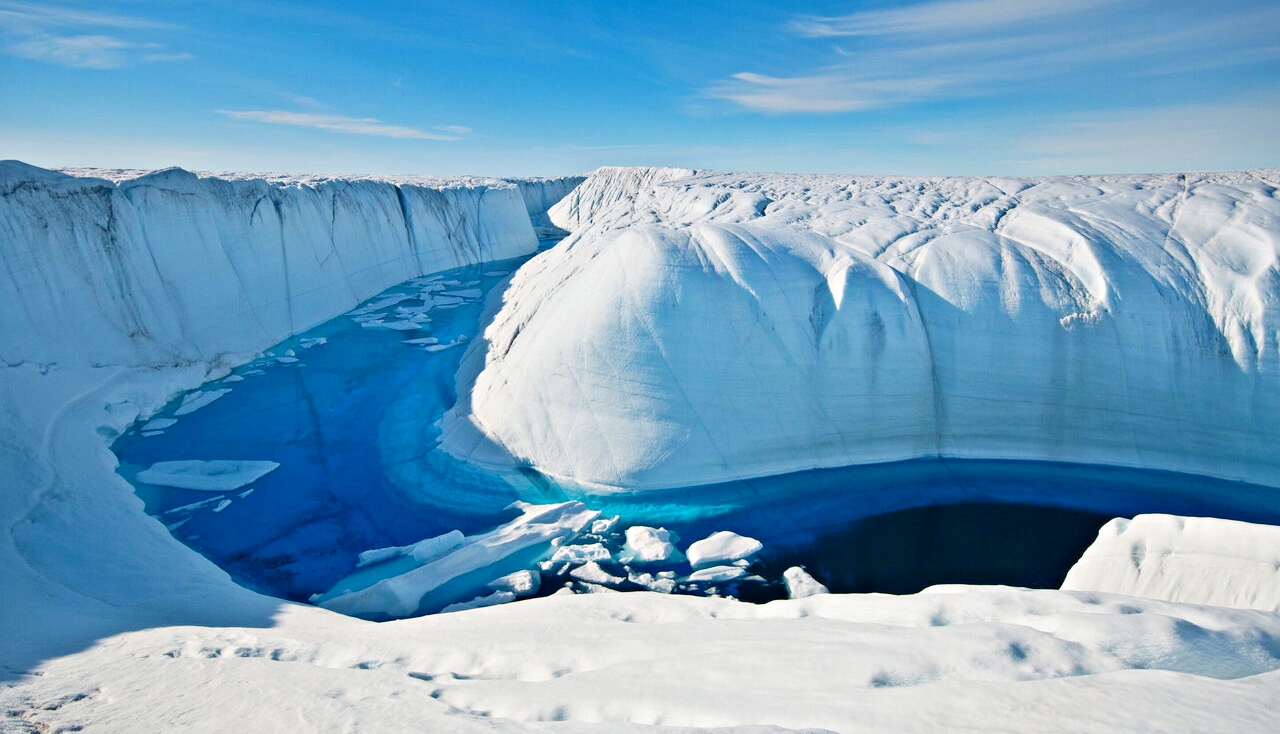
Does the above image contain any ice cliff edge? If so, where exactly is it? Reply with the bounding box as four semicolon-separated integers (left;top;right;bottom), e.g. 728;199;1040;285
0;160;579;369
442;167;1280;491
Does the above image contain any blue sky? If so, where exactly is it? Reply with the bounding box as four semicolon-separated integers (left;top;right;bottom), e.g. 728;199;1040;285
2;0;1278;176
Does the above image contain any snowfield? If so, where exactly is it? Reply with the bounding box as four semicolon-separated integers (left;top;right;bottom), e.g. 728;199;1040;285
3;162;1280;732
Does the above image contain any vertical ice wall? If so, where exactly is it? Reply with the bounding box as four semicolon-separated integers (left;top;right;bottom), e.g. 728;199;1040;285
0;160;563;369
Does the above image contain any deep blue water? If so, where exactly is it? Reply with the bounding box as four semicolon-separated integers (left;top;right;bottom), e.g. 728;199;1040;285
113;246;1280;607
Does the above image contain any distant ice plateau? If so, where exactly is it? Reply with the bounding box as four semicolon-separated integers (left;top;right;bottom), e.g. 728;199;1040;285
3;161;1280;732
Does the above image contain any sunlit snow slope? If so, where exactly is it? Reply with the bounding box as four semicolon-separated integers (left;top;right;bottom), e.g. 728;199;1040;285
443;167;1280;491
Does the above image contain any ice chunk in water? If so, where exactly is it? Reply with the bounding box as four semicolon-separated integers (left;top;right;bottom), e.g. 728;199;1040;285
570;561;624;586
136;460;279;491
173;389;231;416
618;526;679;565
440;590;517;614
686;565;748;583
551;542;611;564
686;531;763;569
488;569;540;597
783;566;829;599
141;418;177;431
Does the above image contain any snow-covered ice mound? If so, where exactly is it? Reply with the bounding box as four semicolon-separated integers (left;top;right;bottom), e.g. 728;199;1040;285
1063;514;1280;611
443;167;1280;491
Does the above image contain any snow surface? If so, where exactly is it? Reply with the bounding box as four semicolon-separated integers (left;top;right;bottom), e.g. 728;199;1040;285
445;166;1280;492
1063;514;1280;611
5;162;1280;731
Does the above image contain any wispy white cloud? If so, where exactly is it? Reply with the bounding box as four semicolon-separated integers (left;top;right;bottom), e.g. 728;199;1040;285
0;0;188;67
435;125;472;135
789;0;1104;38
713;0;1280;114
218;110;465;141
8;33;133;68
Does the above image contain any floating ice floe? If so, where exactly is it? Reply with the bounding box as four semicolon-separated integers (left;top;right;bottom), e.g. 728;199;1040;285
686;531;763;569
315;501;599;619
140;418;177;432
686;565;749;584
173;389;231;416
136;460;280;491
355;530;465;568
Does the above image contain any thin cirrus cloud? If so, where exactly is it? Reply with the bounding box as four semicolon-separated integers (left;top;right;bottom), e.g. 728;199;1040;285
219;110;467;141
0;0;188;67
712;0;1280;114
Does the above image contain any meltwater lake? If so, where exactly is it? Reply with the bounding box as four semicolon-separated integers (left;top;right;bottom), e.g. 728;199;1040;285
112;246;1280;615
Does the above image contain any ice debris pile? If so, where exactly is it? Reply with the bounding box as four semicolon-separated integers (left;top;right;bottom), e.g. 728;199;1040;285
443;166;1280;491
312;502;822;620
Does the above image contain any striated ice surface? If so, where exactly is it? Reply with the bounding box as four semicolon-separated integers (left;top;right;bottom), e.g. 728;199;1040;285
443;166;1280;491
0;160;548;369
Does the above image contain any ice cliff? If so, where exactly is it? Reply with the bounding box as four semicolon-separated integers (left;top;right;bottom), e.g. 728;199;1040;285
443;166;1280;491
0;161;578;369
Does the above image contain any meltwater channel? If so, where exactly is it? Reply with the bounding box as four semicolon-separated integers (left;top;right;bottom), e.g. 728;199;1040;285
112;245;1280;617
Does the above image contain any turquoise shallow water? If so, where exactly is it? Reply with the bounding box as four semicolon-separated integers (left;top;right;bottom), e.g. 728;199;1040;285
113;248;1280;607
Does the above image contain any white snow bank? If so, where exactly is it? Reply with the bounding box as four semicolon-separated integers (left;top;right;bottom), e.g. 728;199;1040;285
443;167;1280;491
135;460;279;491
1062;514;1280;611
686;531;764;569
317;502;599;619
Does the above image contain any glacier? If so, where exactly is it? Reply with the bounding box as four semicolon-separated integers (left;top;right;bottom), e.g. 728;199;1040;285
443;166;1280;492
4;161;1280;732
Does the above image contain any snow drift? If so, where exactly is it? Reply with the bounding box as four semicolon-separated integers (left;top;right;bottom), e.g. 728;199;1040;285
443;167;1280;491
1063;514;1280;611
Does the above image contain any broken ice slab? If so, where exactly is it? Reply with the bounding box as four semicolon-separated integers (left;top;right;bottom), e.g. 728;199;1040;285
315;501;600;620
355;530;465;568
686;531;763;569
686;565;749;584
617;526;680;565
136;459;280;491
550;542;611;564
783;566;829;599
173;389;231;416
141;418;177;431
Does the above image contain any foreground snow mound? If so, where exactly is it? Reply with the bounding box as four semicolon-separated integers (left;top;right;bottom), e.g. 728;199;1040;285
1063;514;1280;611
443;168;1280;490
